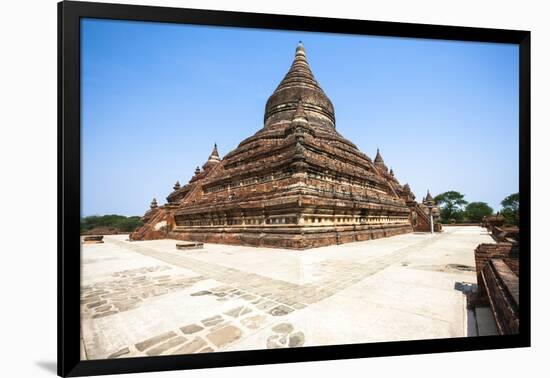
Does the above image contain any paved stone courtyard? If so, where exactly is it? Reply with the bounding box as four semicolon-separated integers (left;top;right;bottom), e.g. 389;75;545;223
80;226;497;360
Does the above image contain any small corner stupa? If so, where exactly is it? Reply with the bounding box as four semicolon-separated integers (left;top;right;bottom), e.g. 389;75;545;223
130;42;440;248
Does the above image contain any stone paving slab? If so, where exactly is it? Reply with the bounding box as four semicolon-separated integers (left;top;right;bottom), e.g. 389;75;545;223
81;226;497;359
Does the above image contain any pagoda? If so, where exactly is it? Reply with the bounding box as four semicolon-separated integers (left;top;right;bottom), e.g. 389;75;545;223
130;43;439;248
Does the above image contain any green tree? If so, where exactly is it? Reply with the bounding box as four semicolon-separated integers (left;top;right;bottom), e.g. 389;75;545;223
80;214;143;234
464;202;493;223
501;192;519;226
434;191;468;223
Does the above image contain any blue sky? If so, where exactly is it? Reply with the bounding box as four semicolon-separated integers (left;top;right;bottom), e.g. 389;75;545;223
81;18;519;217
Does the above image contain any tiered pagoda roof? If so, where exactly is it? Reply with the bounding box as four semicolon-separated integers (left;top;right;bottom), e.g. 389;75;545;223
131;43;438;248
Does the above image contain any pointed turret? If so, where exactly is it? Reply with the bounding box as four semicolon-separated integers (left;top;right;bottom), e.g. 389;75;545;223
150;198;158;209
402;183;415;201
173;181;181;191
374;148;384;164
210;143;220;159
194;166;201;175
425;189;434;204
203;143;221;170
374;148;388;172
390;168;394;176
264;42;335;129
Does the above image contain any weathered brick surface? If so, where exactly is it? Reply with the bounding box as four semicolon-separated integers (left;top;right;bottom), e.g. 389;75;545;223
130;208;175;241
482;214;505;232
481;259;519;335
473;241;520;335
492;226;520;243
474;242;519;287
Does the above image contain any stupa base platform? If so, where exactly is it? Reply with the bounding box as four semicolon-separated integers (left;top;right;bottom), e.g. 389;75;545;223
169;223;412;249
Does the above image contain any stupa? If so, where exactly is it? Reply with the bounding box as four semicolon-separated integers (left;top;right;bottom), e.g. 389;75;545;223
130;43;439;248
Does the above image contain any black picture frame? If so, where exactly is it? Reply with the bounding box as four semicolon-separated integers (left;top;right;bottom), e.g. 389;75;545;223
58;1;531;376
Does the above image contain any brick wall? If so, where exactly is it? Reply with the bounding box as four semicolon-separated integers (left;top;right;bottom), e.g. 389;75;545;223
474;242;519;287
492;226;520;243
473;242;520;335
481;259;519;335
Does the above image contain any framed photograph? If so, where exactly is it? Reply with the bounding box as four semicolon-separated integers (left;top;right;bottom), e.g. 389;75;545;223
58;0;530;376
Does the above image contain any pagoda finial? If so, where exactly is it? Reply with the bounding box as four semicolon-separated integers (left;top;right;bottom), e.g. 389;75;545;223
150;198;158;209
211;143;219;159
173;181;181;191
195;166;201;175
203;143;221;170
390;168;394;176
425;189;434;203
375;148;384;163
295;41;305;57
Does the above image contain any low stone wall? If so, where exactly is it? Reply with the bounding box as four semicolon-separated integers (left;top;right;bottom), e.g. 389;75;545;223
481;259;519;334
83;235;104;244
176;242;204;250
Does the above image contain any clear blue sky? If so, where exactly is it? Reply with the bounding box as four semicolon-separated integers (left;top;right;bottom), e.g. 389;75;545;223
81;18;519;217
